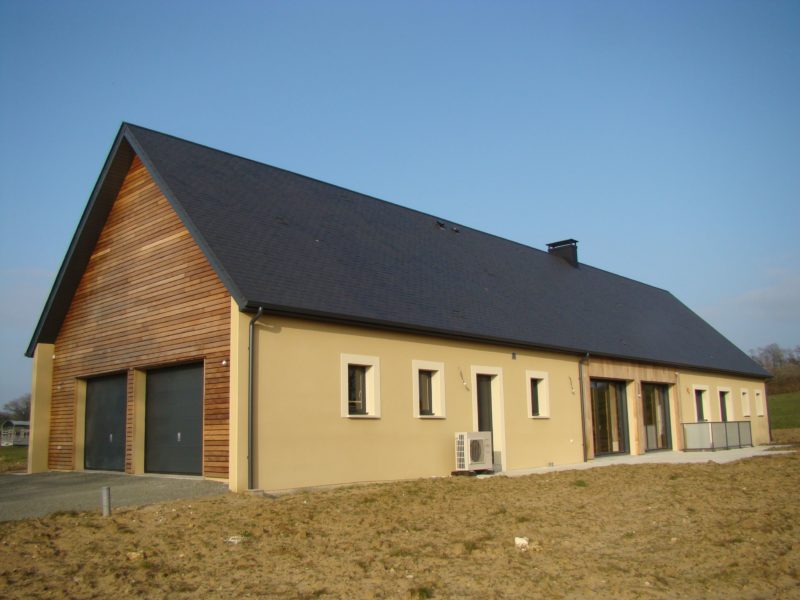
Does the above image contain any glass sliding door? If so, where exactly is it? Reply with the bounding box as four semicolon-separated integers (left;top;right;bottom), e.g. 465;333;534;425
642;383;672;451
590;379;629;455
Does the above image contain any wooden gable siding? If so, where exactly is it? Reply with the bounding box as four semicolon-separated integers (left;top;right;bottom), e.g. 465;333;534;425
49;156;230;477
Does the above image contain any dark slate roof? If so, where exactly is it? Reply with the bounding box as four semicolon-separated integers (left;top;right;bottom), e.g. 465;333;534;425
26;124;768;379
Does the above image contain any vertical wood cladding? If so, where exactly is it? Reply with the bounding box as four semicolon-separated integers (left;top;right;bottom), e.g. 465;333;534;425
49;156;230;477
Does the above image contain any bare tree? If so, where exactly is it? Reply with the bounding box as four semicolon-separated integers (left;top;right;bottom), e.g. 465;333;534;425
750;344;800;394
2;394;31;421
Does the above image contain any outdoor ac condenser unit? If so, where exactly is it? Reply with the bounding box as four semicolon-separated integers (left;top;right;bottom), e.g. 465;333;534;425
454;431;493;471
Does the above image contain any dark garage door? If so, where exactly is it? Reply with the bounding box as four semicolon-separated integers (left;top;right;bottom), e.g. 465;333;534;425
85;373;127;471
145;363;203;475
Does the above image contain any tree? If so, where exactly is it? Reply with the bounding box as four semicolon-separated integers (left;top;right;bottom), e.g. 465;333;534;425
2;393;31;421
750;344;800;395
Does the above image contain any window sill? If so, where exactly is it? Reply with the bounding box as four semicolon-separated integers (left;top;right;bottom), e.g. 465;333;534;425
344;414;381;420
529;416;550;420
417;415;446;420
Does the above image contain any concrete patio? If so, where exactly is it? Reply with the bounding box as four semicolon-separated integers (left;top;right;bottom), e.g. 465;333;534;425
505;444;794;478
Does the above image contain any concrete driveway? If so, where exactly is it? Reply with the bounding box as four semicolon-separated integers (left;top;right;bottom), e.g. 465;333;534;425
0;471;228;521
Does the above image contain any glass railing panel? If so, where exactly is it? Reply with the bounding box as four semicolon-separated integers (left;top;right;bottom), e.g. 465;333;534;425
725;422;741;447
683;423;712;450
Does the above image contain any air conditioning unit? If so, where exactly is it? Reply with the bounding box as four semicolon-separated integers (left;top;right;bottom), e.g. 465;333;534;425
455;431;493;472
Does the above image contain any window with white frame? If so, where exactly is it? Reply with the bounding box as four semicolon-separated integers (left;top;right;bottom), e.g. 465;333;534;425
526;370;550;418
693;386;709;422
340;354;380;418
755;390;765;417
412;360;445;418
718;387;733;422
741;389;751;417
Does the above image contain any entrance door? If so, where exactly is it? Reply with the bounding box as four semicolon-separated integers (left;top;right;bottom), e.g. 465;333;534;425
145;363;203;475
590;379;629;455
477;374;493;434
476;374;496;466
642;383;671;451
85;373;127;471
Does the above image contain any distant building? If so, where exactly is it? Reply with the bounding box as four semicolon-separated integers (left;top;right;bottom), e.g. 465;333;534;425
26;124;770;491
1;421;30;447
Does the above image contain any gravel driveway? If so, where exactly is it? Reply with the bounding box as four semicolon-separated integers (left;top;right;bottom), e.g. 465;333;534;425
0;471;228;521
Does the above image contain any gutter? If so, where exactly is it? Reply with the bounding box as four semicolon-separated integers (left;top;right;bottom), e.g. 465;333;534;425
248;306;264;490
578;353;590;462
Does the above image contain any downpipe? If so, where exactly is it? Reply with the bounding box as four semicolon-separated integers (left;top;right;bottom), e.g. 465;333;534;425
248;306;264;490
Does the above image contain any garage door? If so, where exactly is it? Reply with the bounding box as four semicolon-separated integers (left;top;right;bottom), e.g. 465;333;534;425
145;363;203;475
85;374;127;471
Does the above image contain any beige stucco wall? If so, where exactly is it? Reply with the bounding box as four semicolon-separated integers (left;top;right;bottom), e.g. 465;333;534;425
241;312;585;492
228;307;770;493
28;343;54;473
228;298;250;492
676;371;770;445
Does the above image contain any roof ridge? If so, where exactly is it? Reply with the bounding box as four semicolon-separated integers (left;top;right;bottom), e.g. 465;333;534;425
125;123;679;297
121;123;571;262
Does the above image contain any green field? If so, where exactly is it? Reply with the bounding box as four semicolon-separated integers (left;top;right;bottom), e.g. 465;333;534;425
0;445;28;473
768;391;800;429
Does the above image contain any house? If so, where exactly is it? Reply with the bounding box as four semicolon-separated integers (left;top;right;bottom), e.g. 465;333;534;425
1;421;30;447
26;124;770;492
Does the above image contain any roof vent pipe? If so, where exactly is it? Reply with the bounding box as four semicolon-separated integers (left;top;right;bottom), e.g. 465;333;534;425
547;239;579;267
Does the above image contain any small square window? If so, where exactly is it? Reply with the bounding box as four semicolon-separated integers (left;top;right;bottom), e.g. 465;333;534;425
340;354;380;418
412;360;445;418
526;370;549;418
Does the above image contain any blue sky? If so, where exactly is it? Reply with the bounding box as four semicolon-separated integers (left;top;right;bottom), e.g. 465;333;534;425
1;0;798;402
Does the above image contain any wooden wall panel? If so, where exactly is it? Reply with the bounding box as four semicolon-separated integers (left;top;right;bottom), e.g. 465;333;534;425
49;156;231;478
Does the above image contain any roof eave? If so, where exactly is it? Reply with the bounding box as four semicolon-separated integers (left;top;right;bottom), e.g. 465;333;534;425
238;302;770;380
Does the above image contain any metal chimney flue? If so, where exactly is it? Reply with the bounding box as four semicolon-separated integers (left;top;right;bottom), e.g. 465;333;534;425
547;239;579;267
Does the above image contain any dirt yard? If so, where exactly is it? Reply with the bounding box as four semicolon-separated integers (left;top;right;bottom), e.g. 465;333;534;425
1;450;798;599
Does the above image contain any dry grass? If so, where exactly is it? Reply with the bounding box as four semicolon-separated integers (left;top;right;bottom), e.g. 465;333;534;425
771;428;800;445
1;452;799;599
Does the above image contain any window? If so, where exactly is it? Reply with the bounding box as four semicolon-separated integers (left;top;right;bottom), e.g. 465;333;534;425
526;370;550;418
348;366;367;414
418;370;434;415
755;390;765;417
530;379;541;416
340;354;380;418
741;389;751;417
693;386;709;422
718;389;730;422
412;360;445;418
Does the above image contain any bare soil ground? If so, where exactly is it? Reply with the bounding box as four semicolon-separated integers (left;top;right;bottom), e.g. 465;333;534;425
1;451;798;599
